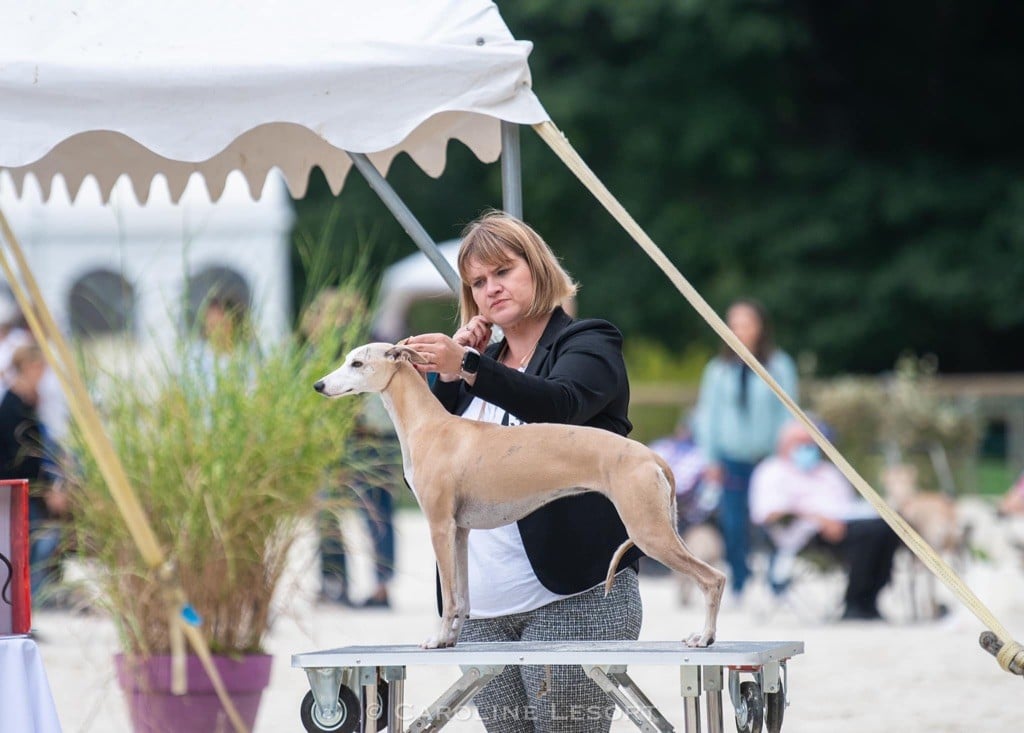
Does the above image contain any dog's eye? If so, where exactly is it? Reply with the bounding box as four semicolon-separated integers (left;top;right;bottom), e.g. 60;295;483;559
350;360;363;368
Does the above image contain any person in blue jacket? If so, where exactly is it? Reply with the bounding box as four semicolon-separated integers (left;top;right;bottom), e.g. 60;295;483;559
695;298;798;601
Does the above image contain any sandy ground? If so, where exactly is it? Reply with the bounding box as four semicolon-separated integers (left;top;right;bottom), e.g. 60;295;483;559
31;506;1024;732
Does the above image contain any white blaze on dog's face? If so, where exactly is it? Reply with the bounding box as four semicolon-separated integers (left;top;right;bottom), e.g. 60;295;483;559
315;342;427;397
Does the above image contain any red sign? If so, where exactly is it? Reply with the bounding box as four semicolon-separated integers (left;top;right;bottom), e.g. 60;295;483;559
0;479;30;636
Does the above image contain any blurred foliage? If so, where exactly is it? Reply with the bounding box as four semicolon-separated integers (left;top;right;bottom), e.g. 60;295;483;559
810;354;981;492
68;230;375;656
291;1;1024;375
624;338;712;384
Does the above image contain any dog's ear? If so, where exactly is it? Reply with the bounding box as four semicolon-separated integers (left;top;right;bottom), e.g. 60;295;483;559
385;345;429;365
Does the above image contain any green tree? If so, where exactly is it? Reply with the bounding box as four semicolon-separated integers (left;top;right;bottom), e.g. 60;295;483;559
292;1;1024;375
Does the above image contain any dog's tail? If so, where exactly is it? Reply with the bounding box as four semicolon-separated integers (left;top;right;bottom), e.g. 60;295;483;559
604;539;635;596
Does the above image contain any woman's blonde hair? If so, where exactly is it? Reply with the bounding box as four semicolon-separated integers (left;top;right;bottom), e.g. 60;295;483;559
457;211;577;325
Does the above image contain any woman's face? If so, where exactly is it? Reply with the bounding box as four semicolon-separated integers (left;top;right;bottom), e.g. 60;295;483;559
465;250;536;328
727;303;763;352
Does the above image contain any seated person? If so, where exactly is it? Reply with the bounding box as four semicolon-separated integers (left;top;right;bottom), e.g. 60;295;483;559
750;420;901;620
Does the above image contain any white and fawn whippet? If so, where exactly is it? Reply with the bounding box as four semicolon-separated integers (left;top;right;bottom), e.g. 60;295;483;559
314;343;725;649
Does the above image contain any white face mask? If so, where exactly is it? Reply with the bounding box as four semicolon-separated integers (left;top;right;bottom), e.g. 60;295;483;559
791;443;821;472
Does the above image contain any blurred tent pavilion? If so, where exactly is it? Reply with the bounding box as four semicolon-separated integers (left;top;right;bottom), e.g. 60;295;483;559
0;171;293;358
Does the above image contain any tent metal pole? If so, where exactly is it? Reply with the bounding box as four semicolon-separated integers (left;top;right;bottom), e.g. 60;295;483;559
501;121;523;218
346;151;460;293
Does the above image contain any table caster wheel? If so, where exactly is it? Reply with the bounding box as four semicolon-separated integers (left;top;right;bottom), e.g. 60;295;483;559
734;680;764;733
300;684;360;733
765;678;784;733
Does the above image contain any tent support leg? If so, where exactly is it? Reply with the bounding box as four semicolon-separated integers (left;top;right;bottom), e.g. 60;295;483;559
501;121;522;218
346;151;460;293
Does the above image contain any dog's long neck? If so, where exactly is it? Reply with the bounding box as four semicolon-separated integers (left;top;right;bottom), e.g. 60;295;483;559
378;361;449;434
378;362;450;495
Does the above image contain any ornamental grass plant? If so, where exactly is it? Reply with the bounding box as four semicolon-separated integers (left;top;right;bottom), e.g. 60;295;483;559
66;289;367;657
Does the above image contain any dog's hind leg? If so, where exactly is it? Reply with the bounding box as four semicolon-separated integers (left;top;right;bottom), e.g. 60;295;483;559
645;530;726;647
615;466;726;647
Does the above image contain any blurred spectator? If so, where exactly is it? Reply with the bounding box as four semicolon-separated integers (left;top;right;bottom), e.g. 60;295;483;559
301;287;398;608
199;294;249;356
648;414;716;529
999;472;1024;517
0;344;68;604
0;299;69;444
695;298;797;600
0;296;32;389
649;415;725;603
750;420;900;621
322;400;399;608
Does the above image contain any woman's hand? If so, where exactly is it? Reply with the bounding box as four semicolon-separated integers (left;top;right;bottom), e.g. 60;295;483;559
404;318;491;383
453;316;492;352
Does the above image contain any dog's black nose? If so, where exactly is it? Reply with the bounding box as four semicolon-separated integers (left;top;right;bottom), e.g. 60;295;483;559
313;381;325;393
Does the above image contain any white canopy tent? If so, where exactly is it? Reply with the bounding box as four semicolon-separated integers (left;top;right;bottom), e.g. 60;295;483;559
0;1;1018;719
0;0;548;203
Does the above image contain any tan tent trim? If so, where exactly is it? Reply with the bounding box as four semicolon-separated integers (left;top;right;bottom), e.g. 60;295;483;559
532;119;1024;677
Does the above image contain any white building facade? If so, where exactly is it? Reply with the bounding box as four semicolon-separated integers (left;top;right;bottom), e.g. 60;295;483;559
0;171;294;359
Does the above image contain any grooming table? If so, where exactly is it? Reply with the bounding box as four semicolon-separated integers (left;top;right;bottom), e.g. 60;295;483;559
292;640;803;733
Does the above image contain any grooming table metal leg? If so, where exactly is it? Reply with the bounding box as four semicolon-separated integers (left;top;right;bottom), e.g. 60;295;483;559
758;661;780;694
583;665;675;732
703;666;724;733
681;665;702;733
381;666;406;733
407;664;505;733
358;667;379;733
305;667;346;726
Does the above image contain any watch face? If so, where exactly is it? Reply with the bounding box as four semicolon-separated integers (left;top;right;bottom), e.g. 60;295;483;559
462;349;481;374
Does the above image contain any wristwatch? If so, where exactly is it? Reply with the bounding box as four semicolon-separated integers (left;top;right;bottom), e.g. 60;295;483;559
460;347;481;376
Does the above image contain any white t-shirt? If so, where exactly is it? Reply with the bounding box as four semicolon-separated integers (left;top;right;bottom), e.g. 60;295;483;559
460;393;571;618
749;456;877;553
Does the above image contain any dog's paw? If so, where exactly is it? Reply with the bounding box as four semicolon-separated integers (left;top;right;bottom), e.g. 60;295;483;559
684;631;715;648
421;633;457;649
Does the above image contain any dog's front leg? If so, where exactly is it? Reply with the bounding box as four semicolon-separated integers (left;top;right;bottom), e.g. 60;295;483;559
423;516;462;649
451;526;470;642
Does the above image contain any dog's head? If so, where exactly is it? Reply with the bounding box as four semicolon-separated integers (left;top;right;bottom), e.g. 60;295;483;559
314;342;428;397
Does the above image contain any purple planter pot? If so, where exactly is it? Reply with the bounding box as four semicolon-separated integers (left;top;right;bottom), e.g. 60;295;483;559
115;653;273;733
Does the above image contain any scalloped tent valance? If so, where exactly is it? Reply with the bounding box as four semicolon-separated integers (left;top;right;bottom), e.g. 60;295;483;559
0;0;549;203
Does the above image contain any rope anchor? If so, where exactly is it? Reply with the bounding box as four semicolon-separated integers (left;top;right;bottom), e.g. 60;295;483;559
979;632;1024;678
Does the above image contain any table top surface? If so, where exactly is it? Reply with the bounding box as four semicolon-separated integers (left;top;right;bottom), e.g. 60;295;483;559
293;640;804;668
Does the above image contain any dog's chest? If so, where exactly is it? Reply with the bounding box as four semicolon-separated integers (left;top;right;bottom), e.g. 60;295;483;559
404;466;419;501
